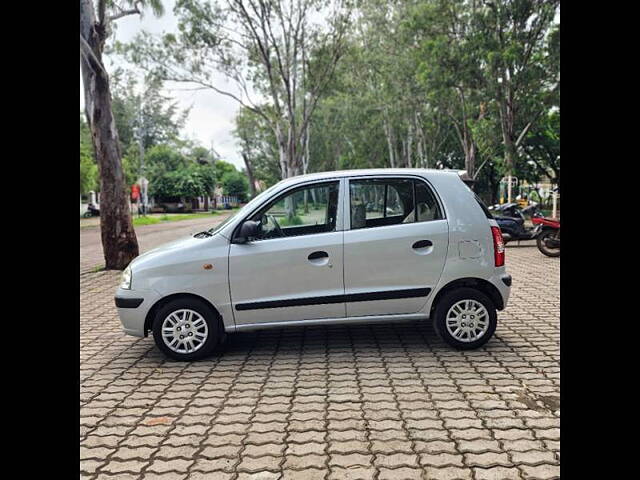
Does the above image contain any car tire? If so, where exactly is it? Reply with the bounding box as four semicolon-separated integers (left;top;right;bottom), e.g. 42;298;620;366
152;297;221;361
433;287;497;350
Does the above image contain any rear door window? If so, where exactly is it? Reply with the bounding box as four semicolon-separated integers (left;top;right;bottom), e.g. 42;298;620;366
349;178;443;229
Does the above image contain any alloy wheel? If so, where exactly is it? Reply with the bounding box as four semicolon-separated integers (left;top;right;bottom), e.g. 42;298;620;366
445;299;490;343
161;309;209;354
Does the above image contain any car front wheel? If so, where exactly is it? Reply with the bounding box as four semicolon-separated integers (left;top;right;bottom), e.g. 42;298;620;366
152;298;221;361
434;288;497;350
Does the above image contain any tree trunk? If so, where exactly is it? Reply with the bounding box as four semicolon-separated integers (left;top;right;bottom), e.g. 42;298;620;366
406;121;413;168
466;142;476;179
384;119;395;168
242;152;257;198
81;0;138;270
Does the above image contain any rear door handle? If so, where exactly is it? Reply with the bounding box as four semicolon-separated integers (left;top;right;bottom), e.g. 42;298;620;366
412;240;433;249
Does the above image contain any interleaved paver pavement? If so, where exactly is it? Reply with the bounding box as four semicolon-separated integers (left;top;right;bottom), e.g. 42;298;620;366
81;221;559;480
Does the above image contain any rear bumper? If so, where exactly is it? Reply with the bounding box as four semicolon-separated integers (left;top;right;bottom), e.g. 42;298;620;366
490;271;511;309
114;287;162;337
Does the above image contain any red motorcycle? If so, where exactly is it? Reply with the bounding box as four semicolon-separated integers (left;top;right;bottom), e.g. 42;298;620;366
532;215;560;257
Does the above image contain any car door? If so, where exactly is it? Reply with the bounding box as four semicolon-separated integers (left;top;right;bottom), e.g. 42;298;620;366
343;176;449;317
229;179;346;327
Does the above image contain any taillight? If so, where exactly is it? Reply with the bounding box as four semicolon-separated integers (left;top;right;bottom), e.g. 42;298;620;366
491;226;505;267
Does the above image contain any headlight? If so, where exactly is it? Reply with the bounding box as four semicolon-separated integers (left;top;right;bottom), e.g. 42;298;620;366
120;266;132;290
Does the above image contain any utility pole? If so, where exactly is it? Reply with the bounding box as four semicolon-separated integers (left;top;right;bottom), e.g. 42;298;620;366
137;96;148;216
210;138;217;210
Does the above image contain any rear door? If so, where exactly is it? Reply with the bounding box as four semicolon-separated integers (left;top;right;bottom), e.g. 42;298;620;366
343;176;449;317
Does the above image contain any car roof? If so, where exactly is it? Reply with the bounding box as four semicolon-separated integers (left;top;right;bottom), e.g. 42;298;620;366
275;168;464;187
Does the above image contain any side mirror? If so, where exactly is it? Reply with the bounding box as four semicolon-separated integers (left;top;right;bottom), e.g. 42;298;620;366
233;220;260;244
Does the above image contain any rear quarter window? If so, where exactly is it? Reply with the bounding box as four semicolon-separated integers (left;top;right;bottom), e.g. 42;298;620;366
474;194;494;219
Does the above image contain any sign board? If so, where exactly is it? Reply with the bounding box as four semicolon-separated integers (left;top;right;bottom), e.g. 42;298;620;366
131;184;140;201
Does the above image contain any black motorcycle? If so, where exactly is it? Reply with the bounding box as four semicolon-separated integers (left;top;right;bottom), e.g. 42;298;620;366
489;202;542;244
83;203;100;218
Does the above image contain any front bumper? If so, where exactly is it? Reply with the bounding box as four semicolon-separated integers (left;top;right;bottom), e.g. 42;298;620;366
115;287;162;337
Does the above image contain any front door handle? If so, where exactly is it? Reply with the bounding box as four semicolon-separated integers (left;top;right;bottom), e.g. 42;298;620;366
412;240;433;249
308;251;329;260
308;250;331;267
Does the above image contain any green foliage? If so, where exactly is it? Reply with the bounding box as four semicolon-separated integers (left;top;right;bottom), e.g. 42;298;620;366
150;164;207;198
110;71;188;153
146;144;188;173
80;115;98;194
143;144;221;200
107;0;558;202
80;151;98;194
214;160;237;184
234;107;281;188
221;170;249;202
522;109;560;186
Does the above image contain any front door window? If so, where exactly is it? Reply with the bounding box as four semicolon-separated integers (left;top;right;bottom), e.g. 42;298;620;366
250;182;340;240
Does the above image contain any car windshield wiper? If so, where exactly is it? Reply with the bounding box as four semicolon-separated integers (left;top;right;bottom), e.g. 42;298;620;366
193;230;213;238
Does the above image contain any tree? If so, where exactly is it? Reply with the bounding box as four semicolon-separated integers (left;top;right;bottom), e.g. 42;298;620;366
522;109;560;188
234;106;283;195
410;0;488;179
475;0;560;184
150;169;206;199
110;71;189;152
80;0;164;269
221;170;249;202
122;0;352;179
214;160;237;184
145;144;218;208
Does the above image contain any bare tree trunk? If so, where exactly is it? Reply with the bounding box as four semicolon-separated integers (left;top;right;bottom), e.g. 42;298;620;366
384;118;395;168
466;142;476;179
81;0;138;270
242;152;257;198
406;120;413;168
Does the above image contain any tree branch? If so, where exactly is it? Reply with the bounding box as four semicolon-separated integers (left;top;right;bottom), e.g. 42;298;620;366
80;34;108;77
109;7;141;23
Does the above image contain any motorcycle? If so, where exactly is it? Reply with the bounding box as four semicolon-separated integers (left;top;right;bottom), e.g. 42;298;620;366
532;215;560;257
83;203;100;218
489;202;543;244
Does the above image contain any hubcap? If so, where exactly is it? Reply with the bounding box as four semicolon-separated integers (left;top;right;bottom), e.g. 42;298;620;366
446;300;489;343
161;309;208;354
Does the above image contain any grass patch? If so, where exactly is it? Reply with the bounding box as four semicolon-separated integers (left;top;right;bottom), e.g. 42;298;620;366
133;216;161;226
132;210;236;227
279;215;303;226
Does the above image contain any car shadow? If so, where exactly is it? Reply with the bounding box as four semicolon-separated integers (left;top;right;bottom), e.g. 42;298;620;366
212;319;505;360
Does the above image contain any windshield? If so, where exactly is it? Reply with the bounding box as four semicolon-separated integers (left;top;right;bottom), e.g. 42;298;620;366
205;182;283;236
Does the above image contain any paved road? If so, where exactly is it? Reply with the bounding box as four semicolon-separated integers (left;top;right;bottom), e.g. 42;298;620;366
80;221;559;480
80;215;233;274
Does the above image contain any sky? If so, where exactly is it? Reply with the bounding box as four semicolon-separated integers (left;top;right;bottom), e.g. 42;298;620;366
79;1;245;170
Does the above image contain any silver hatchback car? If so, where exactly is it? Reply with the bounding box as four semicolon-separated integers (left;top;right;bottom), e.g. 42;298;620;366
115;169;511;361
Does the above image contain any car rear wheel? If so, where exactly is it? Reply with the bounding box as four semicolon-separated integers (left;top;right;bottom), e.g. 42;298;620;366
152;298;221;361
434;288;497;350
